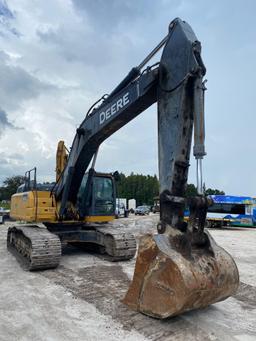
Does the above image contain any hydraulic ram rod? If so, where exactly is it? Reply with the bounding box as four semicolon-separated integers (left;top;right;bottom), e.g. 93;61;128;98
193;78;206;195
109;33;170;99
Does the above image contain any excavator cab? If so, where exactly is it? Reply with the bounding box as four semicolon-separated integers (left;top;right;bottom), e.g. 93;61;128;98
56;140;117;222
77;171;116;221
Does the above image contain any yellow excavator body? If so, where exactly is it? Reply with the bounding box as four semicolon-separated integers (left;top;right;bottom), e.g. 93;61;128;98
10;191;56;222
10;140;115;224
10;190;115;223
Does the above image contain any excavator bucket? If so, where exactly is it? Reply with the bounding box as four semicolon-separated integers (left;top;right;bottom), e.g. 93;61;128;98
123;227;239;319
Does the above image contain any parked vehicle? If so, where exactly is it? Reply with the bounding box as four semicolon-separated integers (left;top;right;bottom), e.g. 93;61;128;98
152;197;160;213
135;206;150;215
207;195;256;228
184;195;256;228
128;199;136;212
115;203;129;218
0;207;10;224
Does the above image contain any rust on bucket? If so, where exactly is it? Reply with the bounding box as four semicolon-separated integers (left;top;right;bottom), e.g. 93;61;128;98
123;228;239;319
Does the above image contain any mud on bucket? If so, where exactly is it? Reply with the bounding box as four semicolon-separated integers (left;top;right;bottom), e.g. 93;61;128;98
122;228;239;319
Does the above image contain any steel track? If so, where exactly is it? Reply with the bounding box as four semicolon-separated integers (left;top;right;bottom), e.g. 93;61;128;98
96;227;136;261
7;225;61;270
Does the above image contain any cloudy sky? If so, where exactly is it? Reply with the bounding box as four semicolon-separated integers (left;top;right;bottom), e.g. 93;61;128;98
0;0;255;196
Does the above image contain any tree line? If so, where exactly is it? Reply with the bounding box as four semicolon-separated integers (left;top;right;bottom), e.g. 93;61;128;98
0;174;225;206
116;172;160;206
116;173;225;206
186;183;225;197
0;176;25;201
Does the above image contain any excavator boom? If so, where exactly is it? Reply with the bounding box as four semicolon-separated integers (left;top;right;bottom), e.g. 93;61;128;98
56;67;158;216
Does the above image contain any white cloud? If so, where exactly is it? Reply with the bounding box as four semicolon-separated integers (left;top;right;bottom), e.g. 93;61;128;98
0;0;255;197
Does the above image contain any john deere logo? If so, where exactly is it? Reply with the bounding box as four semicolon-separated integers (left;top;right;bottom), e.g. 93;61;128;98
99;92;130;125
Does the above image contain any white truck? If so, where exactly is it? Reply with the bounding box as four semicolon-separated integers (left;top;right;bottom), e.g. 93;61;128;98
0;207;10;224
128;199;136;212
115;198;129;218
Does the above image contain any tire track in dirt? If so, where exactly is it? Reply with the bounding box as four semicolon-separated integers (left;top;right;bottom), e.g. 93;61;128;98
42;264;218;341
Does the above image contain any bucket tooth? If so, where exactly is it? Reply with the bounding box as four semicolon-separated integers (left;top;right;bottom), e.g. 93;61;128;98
123;228;239;319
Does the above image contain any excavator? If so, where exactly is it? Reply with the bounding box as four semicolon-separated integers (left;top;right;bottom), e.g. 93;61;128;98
7;18;239;319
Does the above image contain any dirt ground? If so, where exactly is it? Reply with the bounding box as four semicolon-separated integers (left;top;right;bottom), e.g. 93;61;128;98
1;215;256;341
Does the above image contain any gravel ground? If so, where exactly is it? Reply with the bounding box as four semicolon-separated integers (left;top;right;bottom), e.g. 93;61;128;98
0;215;256;341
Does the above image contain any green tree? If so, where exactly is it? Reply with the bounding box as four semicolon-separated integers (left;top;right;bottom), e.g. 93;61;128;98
116;172;159;206
0;175;25;200
185;183;225;197
116;174;225;206
185;183;197;197
205;188;225;195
